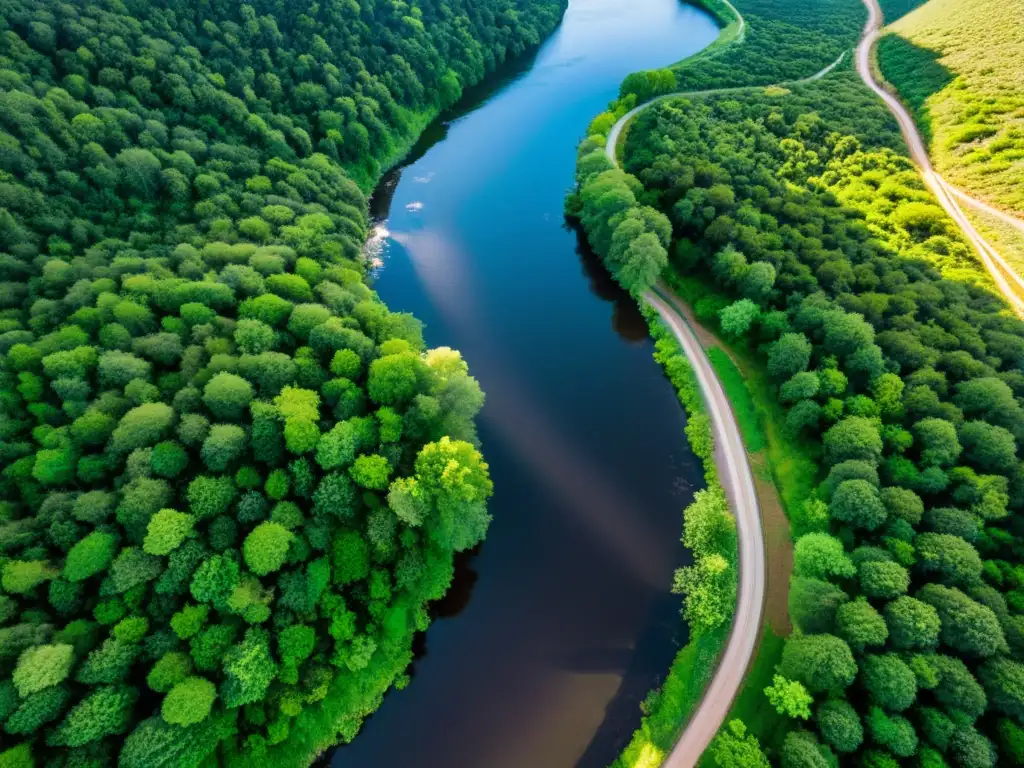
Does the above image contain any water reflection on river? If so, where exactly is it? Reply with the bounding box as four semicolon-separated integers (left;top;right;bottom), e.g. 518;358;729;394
331;1;719;766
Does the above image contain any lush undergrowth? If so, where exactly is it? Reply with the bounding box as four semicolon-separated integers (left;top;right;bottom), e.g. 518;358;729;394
618;626;731;768
877;0;1024;214
0;0;567;765
608;304;738;768
585;63;1024;765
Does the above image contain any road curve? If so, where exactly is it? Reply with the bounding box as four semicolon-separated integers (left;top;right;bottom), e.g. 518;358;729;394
604;47;844;166
645;287;765;767
854;0;1024;315
595;0;1024;761
603;0;744;165
604;0;1024;315
943;181;1024;237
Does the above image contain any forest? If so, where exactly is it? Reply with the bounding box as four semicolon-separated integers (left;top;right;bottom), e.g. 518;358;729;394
573;65;1024;766
0;0;566;766
612;0;863;109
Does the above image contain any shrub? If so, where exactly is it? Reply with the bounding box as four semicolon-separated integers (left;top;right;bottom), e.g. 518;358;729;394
161;677;216;726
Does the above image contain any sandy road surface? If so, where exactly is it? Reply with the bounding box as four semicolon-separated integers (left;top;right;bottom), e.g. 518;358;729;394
644;288;765;767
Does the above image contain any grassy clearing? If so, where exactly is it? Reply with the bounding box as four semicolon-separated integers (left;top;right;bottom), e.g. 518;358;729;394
665;272;818;528
722;628;787;749
962;207;1024;280
878;0;1024;214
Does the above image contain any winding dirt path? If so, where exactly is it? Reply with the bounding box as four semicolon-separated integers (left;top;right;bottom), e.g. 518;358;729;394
855;0;1024;315
596;0;1024;761
645;287;765;767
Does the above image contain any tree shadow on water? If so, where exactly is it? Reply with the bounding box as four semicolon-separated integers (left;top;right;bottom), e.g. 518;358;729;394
568;219;651;344
571;590;687;768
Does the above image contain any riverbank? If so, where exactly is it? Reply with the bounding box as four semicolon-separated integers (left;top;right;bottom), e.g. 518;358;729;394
338;2;722;765
583;0;1024;754
610;305;737;768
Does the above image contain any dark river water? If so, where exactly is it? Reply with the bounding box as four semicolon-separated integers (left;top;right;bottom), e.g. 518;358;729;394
332;2;719;766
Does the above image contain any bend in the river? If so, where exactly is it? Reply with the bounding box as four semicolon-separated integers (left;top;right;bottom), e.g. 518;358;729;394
331;2;720;766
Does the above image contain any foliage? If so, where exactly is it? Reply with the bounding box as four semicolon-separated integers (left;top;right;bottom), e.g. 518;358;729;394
708;719;771;767
577;45;1024;758
764;675;813;720
672;488;737;632
0;0;563;760
161;677;216;727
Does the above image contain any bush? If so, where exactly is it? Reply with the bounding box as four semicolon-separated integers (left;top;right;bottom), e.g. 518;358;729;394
161;677;216;726
242;522;294;576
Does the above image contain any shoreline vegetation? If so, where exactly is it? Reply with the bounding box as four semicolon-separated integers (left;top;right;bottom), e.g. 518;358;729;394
0;1;566;767
607;304;739;768
571;0;1024;764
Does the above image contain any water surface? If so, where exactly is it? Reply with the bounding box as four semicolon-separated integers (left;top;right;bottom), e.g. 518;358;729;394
334;2;719;765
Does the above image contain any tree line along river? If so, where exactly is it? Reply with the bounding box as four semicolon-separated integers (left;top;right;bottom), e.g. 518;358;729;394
332;2;720;765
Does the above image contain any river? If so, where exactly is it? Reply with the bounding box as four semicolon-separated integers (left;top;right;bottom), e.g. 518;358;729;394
332;2;720;766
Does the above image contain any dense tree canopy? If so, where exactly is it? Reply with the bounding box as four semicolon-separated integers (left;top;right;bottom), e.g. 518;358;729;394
574;50;1024;765
0;0;568;764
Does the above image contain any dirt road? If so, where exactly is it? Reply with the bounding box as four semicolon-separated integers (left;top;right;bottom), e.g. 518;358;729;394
645;288;765;767
854;0;1024;314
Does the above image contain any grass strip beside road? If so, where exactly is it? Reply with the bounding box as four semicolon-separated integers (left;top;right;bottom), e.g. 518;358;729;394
706;347;764;453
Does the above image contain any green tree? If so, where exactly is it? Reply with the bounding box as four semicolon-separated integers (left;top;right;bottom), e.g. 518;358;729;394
866;707;917;758
709;719;770;767
959;420;1017;474
915;532;982;587
790;576;848;634
859;560;910;599
794;533;856;580
720;299;761;338
918;584;1008;658
765;675;813;719
830;479;887;531
349;454;392;490
110;403;175;453
836;597;888;652
220;629;277;708
162;677;216;726
202;373;255;421
63;532;118;582
367;352;423;406
780;730;832;768
143;509;193;556
862;653;917;712
915;418;962;467
817;698;863;753
978;657;1024;722
243;522;294;576
779;634;857;695
823;416;883;466
12;644;74;697
884;596;940;650
768;333;812;380
49;684;136;747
